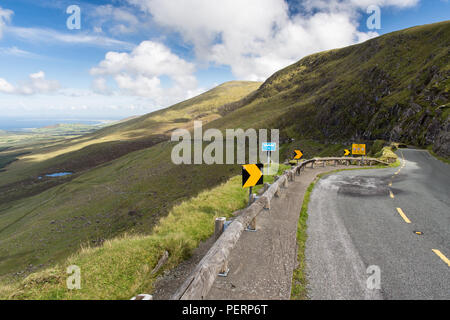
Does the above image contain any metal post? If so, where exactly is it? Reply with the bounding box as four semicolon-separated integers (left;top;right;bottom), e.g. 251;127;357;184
214;217;226;241
246;216;257;232
218;260;229;277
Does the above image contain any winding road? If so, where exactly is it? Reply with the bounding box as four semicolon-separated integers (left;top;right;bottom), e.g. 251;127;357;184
306;148;450;300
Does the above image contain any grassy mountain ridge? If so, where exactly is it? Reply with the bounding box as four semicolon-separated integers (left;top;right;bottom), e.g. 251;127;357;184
208;21;449;157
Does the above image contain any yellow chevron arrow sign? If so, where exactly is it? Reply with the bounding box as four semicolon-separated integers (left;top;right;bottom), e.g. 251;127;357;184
242;164;263;188
344;149;350;156
294;150;303;160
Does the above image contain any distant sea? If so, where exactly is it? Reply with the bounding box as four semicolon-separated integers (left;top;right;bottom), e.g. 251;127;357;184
0;117;120;131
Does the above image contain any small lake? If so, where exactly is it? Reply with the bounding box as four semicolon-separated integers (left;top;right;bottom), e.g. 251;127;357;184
40;172;73;178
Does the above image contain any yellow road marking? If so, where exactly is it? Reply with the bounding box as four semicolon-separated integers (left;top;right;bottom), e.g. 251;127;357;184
396;208;411;224
389;190;395;199
432;249;450;267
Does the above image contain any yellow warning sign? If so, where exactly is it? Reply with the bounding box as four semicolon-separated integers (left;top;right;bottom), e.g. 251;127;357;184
352;144;366;155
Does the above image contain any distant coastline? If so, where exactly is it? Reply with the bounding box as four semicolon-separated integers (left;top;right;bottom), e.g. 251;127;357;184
0;117;122;131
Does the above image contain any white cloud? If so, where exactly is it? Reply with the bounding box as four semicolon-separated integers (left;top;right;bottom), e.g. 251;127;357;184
0;71;60;95
0;6;13;39
0;90;160;118
127;0;419;80
0;46;40;58
0;78;15;94
91;40;202;105
0;4;134;49
91;77;110;94
6;26;134;49
92;5;141;35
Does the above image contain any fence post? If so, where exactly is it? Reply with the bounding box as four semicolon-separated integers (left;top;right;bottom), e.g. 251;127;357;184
275;185;281;197
131;294;153;300
246;217;257;232
218;260;229;277
214;217;226;241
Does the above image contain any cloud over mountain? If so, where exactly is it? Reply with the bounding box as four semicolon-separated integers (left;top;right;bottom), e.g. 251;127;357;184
126;0;419;80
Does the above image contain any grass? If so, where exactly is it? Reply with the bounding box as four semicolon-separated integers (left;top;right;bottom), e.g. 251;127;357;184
0;81;262;278
0;141;245;277
427;146;450;164
0;164;289;300
290;177;315;300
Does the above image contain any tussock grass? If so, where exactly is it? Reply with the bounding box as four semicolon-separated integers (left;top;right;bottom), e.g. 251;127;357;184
427;146;450;164
378;146;398;163
290;178;315;300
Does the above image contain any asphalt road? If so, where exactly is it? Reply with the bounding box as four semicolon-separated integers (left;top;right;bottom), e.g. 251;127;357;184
306;148;450;300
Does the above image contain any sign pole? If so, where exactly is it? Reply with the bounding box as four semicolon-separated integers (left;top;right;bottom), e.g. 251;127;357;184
248;186;253;206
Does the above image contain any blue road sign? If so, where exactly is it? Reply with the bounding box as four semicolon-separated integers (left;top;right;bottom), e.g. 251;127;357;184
262;142;276;152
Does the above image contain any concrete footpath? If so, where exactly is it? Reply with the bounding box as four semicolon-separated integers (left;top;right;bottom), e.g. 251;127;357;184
153;164;361;300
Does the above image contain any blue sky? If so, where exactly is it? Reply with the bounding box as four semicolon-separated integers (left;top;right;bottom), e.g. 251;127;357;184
0;0;448;120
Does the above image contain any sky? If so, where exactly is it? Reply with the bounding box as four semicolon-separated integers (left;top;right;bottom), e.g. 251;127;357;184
0;0;448;120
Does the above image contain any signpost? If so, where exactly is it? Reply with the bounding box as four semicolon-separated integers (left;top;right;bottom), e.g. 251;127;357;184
262;142;276;152
262;142;276;175
294;150;303;165
352;144;366;155
242;164;264;206
262;142;276;165
352;144;366;164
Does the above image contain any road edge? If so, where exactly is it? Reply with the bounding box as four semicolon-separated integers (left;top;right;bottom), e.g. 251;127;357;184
290;162;400;300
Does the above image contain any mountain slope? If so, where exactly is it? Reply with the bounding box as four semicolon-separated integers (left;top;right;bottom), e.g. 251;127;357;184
0;81;261;277
0;81;261;201
209;21;450;157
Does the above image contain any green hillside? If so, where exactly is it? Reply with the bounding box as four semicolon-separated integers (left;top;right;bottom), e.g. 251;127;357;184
0;21;448;298
208;21;450;158
0;81;261;277
0;81;261;202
